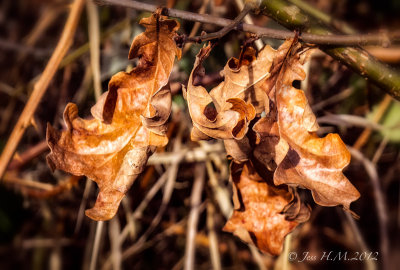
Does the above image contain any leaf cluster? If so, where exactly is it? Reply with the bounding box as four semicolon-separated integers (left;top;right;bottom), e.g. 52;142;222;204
46;11;359;255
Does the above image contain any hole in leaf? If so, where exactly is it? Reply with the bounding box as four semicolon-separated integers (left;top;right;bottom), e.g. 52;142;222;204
292;80;301;89
204;103;217;121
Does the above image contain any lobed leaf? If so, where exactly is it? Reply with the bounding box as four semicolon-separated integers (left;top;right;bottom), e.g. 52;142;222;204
187;39;360;255
272;40;360;210
223;162;301;255
186;43;276;141
47;12;181;221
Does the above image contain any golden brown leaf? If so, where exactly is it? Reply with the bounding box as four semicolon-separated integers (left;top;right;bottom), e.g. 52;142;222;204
186;43;276;141
270;40;360;210
187;39;359;256
46;12;181;221
223;162;299;255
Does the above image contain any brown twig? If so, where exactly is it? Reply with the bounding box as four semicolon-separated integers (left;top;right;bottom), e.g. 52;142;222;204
348;147;389;270
0;0;86;179
3;173;54;191
182;0;210;54
109;218;122;270
187;2;252;43
86;0;102;101
3;173;81;198
234;0;264;50
74;179;94;234
365;46;400;63
96;0;400;46
206;202;222;270
0;39;52;58
353;95;392;150
90;221;105;270
184;163;205;270
259;0;400;100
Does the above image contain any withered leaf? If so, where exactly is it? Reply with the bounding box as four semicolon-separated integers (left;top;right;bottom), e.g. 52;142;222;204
186;43;276;141
270;40;360;210
223;162;300;255
188;39;359;255
46;12;181;221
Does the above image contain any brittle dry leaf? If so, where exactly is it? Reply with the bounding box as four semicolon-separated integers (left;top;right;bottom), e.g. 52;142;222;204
46;12;181;221
223;162;300;255
186;43;276;141
271;40;360;210
188;39;359;255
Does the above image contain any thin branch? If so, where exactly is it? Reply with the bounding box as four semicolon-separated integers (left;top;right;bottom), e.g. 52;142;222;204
0;0;86;179
184;163;205;270
7;140;48;171
259;0;400;99
113;123;187;267
348;147;389;270
187;3;252;43
3;173;81;198
206;202;222;270
3;173;54;191
0;38;52;58
235;0;264;50
74;179;93;234
249;245;267;270
109;218;122;270
205;159;232;219
21;238;73;249
287;0;356;34
96;0;400;46
95;0;400;99
311;87;354;111
182;0;210;54
86;0;102;101
317;114;383;131
137;127;186;241
118;170;169;242
353;95;392;150
343;211;377;270
147;143;225;165
90;221;105;270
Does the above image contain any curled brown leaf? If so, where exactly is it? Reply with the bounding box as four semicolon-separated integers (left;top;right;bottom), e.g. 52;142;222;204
46;12;181;221
186;43;276;141
223;162;301;255
271;40;360;210
188;39;359;255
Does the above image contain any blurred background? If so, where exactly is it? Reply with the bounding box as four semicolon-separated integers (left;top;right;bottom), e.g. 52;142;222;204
0;0;400;269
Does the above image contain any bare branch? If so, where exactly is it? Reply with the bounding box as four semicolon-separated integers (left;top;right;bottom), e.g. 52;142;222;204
96;0;400;46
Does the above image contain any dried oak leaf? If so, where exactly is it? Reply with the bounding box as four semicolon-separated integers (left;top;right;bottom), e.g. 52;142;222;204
46;13;181;221
268;40;360;210
223;162;299;255
186;43;276;141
